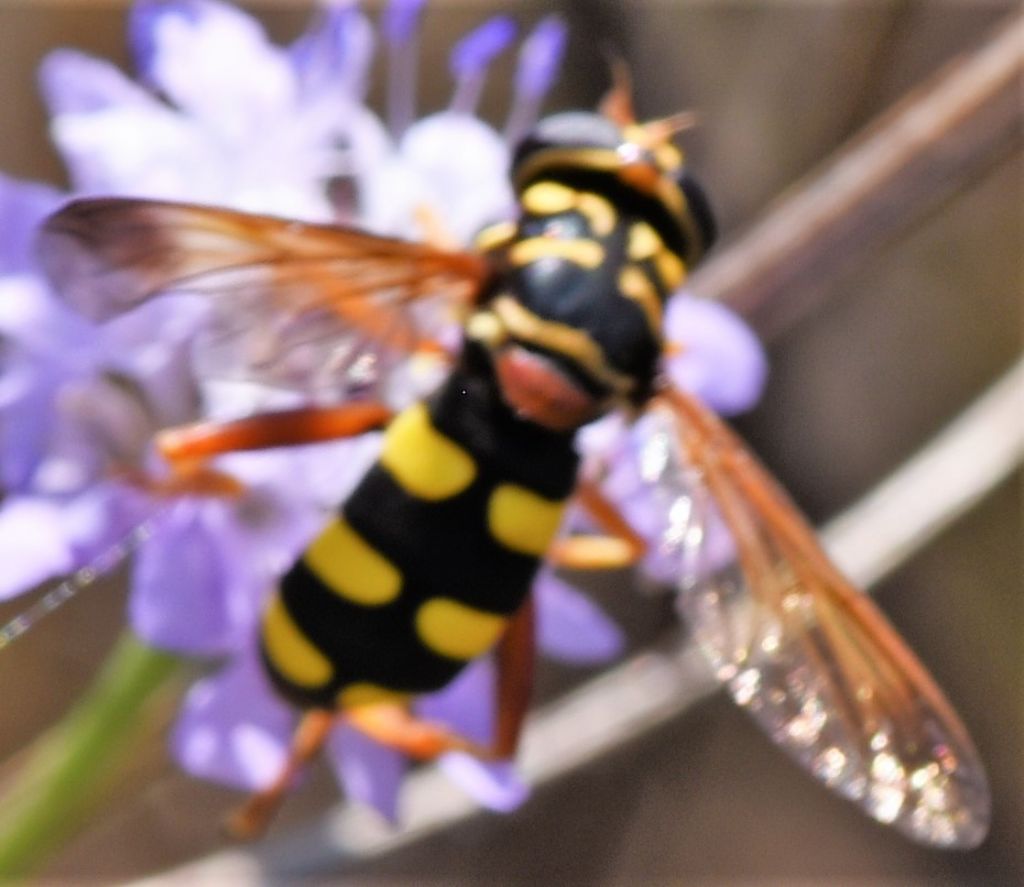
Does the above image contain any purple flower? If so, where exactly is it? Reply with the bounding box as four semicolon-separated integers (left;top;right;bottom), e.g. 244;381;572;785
0;0;767;824
663;292;768;417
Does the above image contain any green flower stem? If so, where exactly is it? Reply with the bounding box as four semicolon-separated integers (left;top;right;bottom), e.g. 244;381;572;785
0;632;186;880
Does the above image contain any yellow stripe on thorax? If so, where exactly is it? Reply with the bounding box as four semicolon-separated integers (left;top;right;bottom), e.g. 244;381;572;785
304;518;402;606
380;403;477;500
491;296;635;397
618;265;663;334
628;221;687;290
509;237;605;270
262;596;333;689
521;181;577;215
655;249;686;289
521;182;617;239
475;220;517;252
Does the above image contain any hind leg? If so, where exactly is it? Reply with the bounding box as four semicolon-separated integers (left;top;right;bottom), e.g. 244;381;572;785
346;596;536;762
224;600;536;838
224;709;336;841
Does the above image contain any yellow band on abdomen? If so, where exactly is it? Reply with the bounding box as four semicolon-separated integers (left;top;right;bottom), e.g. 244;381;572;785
487;483;566;556
304;518;402;606
415;597;507;661
380;403;477;500
261;595;333;689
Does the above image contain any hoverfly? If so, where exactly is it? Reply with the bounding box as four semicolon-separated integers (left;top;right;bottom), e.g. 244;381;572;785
37;72;990;847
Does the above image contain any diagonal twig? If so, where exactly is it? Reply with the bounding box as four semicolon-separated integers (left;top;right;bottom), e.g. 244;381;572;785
691;12;1024;337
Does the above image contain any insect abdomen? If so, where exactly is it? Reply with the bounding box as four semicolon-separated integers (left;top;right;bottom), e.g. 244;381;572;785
259;359;579;710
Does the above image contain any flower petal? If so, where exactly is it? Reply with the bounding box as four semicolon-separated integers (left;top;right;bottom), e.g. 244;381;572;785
663;293;767;416
326;725;408;824
0;497;73;600
50;103;221;199
0;175;63;275
171;649;295;791
437;754;530;813
60;484;153;567
514;15;568;101
535;570;625;665
38;48;152;116
129;501;234;654
290;4;375;100
360;111;512;242
137;0;297;131
416;657;495;747
383;0;427;46
449;17;517;79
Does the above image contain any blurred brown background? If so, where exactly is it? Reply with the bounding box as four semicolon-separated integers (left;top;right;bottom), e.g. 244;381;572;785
0;1;1020;883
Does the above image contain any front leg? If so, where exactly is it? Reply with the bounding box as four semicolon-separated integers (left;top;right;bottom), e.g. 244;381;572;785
547;477;648;570
123;402;393;497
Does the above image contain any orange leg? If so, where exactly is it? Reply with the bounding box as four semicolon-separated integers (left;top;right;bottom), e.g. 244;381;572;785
225;600;536;838
123;402;393;498
346;597;537;762
225;709;335;841
547;477;648;570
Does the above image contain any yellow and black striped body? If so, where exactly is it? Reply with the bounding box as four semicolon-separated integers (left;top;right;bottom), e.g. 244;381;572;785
260;351;578;709
260;110;716;710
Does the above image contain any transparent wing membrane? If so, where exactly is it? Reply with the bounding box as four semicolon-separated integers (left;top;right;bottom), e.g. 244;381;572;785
38;198;487;400
627;391;989;848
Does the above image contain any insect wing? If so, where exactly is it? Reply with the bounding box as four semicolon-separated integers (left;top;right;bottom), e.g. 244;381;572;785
38;198;489;399
642;388;990;848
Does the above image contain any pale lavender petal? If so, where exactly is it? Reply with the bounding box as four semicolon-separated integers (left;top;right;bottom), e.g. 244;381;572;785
211;469;324;583
362;111;511;241
534;570;625;665
290;4;375;99
0;361;67;493
383;0;426;46
171;649;295;791
515;16;567;100
49;103;215;198
39;49;152;116
128;0;201;81
0;497;73;600
129;501;233;654
326;725;408;824
449;17;516;78
139;0;297;127
0;175;62;274
438;754;530;813
0;273;95;359
663;293;767;416
575;413;627;461
60;484;153;566
0;389;54;492
416;657;495;746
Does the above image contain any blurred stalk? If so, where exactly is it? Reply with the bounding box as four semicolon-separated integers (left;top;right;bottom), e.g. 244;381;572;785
0;633;183;880
692;12;1024;337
